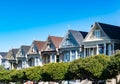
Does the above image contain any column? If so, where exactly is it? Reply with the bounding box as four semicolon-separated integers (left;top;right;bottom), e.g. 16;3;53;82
109;44;112;56
89;48;90;56
104;43;106;55
96;44;99;55
84;48;86;58
70;50;72;61
50;55;52;63
34;58;36;66
76;50;78;59
112;42;114;55
54;55;56;63
11;63;13;69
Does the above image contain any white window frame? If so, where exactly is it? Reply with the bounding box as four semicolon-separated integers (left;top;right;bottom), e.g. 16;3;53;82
94;30;101;38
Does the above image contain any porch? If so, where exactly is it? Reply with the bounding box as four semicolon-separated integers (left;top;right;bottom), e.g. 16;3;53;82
84;43;114;57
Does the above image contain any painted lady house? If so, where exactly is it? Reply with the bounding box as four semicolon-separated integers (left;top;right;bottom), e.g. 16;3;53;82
83;22;120;57
16;45;30;69
59;30;88;62
0;52;10;69
41;36;63;64
6;49;19;70
27;40;45;67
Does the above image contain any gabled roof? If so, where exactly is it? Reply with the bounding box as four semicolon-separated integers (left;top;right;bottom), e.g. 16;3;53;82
0;52;7;59
42;36;63;51
97;22;120;40
33;40;45;51
20;45;30;54
69;30;88;45
6;49;19;60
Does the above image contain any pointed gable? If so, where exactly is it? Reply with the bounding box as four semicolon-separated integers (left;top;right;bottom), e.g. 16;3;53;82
28;40;45;54
17;45;30;57
84;22;110;42
60;30;88;48
6;49;19;60
42;36;63;51
0;52;7;59
97;22;120;40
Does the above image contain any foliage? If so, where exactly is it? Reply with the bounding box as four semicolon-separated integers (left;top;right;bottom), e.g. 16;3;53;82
105;53;120;79
0;65;5;71
41;62;69;81
25;66;42;81
9;69;25;82
0;54;119;83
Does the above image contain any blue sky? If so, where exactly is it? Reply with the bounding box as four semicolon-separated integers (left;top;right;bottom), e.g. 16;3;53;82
0;0;120;52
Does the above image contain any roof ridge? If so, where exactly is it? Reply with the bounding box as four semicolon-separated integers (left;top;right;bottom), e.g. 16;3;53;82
97;22;120;28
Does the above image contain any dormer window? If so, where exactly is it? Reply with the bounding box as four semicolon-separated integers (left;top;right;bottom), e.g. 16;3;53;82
94;29;101;38
32;46;38;53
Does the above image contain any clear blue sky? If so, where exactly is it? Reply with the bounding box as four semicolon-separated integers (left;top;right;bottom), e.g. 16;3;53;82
0;0;120;52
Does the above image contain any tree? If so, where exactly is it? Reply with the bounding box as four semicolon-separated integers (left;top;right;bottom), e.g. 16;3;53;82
0;65;5;71
105;53;120;79
41;62;69;83
25;66;42;83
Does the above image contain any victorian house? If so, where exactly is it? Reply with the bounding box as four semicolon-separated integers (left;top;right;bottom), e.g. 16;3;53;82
59;30;88;62
83;22;120;57
6;49;19;70
27;40;45;67
0;52;10;69
41;36;63;64
16;45;30;70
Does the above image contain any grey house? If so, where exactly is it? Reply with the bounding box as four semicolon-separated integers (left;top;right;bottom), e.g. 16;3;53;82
16;45;30;69
59;30;88;62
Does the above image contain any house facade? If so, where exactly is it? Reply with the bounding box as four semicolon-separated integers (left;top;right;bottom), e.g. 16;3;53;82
6;49;19;70
27;40;45;67
41;36;63;64
16;45;30;70
84;22;120;57
0;52;10;69
59;30;88;62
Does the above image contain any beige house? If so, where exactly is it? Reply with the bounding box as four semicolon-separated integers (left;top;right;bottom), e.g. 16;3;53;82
6;49;19;69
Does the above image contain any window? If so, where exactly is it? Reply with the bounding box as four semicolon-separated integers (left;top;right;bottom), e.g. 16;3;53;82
77;50;81;58
71;50;76;61
32;46;38;53
64;52;70;62
94;29;101;38
56;55;59;62
22;60;25;68
36;57;39;65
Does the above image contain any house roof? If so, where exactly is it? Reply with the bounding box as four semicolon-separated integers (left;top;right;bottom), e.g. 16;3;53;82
6;49;19;60
33;40;45;51
21;45;31;54
49;36;63;48
42;36;63;51
69;30;88;45
0;52;7;59
97;22;120;40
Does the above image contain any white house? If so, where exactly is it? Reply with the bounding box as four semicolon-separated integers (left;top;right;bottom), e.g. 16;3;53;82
27;40;45;67
83;22;120;57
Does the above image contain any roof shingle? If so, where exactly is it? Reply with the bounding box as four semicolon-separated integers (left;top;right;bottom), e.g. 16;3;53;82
97;22;120;40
